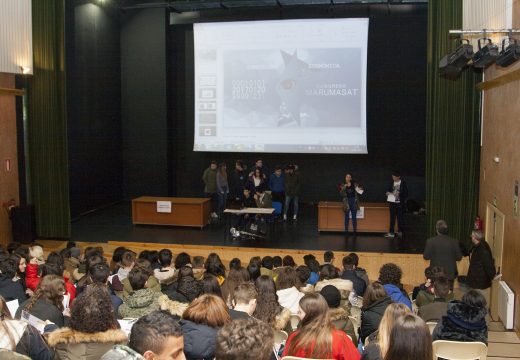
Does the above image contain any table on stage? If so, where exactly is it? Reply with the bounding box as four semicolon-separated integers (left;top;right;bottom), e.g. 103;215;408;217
132;196;211;229
318;201;394;233
223;207;275;240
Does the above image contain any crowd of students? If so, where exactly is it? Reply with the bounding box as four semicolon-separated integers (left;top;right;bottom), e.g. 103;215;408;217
0;242;489;359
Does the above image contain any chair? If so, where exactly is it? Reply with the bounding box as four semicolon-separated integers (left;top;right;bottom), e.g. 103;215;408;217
274;330;288;352
432;340;487;360
290;314;300;331
426;321;437;334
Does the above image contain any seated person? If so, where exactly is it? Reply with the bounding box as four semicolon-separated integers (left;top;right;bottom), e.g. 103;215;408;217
102;310;185;360
378;263;412;310
314;264;354;304
296;266;314;293
341;255;367;297
0;256;27;304
192;256;205;280
413;266;445;301
418;276;450;322
415;268;455;307
122;259;161;300
154;249;176;285
260;256;274;278
216;317;274;360
348;252;370;287
229;282;257;320
432;290;488;345
320;285;357;344
118;267;162;319
86;262;123;315
110;250;135;294
254;188;272;209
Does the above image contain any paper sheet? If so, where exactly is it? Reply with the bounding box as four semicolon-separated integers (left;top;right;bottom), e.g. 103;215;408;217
118;319;137;336
355;186;364;195
6;299;19;318
387;194;396;203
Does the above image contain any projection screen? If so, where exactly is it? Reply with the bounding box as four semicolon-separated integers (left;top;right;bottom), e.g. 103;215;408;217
193;18;369;154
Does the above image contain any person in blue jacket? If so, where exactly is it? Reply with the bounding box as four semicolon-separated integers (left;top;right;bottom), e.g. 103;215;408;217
268;165;285;205
378;263;412;310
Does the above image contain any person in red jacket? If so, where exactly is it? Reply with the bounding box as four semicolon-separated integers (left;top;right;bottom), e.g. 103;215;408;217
282;293;360;360
26;252;76;303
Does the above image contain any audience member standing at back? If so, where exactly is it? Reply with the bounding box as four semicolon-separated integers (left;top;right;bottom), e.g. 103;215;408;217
465;230;496;305
423;219;463;280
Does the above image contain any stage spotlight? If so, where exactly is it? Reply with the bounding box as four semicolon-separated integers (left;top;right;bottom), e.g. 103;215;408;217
496;38;520;67
472;38;499;69
439;39;473;80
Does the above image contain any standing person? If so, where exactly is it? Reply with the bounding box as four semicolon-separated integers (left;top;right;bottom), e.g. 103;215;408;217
284;164;301;221
268;165;285;204
249;159;268;179
281;293;360;360
216;163;229;216
384;170;408;238
203;161;218;218
464;230;496;305
246;168;267;194
423;220;463;280
229;160;247;201
340;174;363;236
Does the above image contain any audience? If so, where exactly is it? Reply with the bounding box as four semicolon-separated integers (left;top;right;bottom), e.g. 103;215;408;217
2;241;494;360
216;317;274;360
229;282;257;320
359;282;393;344
432;289;488;344
341;255;367;297
253;275;292;332
282;293;360;359
378;263;412;309
275;266;305;314
180;294;231;360
47;285;127;359
0;296;54;359
102;310;185;360
418;276;450;322
320;285;357;344
16;275;67;327
119;267;162;319
154;249;176;285
362;303;411;360
384;314;432;360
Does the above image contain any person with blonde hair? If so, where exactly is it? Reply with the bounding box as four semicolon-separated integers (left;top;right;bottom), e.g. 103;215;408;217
282;293;360;360
361;303;411;360
180;294;231;360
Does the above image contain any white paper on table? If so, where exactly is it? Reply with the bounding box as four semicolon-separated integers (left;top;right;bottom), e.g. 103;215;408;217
157;201;172;213
6;299;19;318
21;310;46;333
355;187;364;195
387;194;396;203
62;293;70;309
118;318;137;336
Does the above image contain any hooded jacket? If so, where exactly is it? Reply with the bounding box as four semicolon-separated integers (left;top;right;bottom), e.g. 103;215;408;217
118;288;162;319
47;328;128;360
329;307;357;344
180;319;219;360
101;345;144;360
383;284;412;310
276;287;305;314
432;301;488;345
359;296;393;343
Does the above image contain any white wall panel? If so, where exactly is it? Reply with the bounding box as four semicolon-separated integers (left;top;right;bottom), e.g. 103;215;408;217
0;0;33;74
463;0;513;47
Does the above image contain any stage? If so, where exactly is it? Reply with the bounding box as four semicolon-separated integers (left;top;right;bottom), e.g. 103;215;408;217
71;201;426;254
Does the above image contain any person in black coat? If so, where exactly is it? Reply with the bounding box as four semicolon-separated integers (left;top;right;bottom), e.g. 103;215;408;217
466;230;496;290
432;290;488;345
384;170;408;238
229;160;248;201
359;282;393;343
423;220;463;280
341;255;367;297
0;257;27;304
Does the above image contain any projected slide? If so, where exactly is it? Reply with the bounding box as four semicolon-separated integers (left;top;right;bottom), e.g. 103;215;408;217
194;18;368;154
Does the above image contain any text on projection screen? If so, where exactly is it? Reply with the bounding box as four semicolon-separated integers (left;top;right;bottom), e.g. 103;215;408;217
193;18;368;154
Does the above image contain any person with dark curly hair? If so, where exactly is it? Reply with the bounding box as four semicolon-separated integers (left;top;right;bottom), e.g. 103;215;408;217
16;275;67;327
47;285;127;359
164;266;202;303
378;263;411;309
216;317;274;360
253;275;292;333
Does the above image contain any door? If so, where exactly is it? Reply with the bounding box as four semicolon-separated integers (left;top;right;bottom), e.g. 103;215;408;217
485;203;504;321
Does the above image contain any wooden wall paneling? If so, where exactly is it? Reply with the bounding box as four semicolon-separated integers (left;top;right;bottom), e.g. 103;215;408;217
0;73;20;249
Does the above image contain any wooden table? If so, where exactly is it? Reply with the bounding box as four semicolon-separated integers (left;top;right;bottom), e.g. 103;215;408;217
318;201;394;233
132;197;211;229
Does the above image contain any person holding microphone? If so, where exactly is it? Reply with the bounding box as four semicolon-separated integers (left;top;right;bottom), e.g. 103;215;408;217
340;173;363;236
